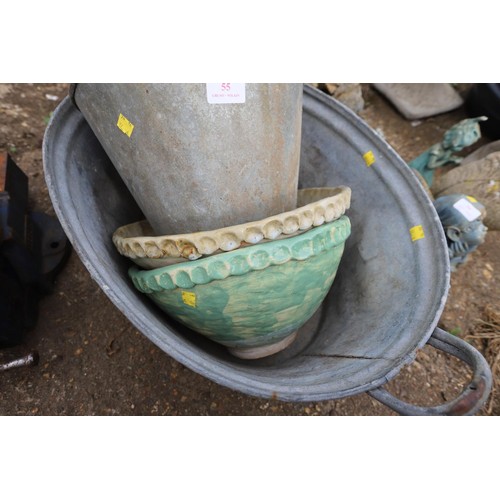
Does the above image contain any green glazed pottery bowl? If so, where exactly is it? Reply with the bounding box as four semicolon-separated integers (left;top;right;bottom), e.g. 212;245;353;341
129;216;351;359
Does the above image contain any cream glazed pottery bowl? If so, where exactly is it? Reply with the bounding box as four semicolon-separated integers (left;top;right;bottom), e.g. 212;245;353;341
129;215;351;359
113;186;351;269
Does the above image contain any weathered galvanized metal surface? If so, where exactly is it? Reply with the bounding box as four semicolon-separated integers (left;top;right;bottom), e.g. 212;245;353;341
42;86;492;414
71;83;302;235
369;328;491;415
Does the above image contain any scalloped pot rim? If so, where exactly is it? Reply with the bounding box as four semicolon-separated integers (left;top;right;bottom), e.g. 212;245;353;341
113;186;351;267
129;216;351;293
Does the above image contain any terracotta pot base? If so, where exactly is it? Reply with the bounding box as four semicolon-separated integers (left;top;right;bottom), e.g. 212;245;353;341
227;330;299;360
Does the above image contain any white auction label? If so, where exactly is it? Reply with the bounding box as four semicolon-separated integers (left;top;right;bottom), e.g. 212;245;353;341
206;83;245;104
453;198;481;222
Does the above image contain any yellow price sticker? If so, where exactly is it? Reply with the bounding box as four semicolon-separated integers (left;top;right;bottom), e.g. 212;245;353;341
117;113;134;137
363;150;376;167
410;225;425;242
181;291;197;308
466;195;478;203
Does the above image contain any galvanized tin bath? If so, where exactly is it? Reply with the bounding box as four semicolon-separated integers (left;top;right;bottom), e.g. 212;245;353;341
43;85;492;415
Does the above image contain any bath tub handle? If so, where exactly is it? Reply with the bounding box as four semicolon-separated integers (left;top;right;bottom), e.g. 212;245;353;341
368;327;493;416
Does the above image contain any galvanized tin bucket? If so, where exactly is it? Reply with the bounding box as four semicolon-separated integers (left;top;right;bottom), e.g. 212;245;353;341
70;83;302;235
43;85;492;415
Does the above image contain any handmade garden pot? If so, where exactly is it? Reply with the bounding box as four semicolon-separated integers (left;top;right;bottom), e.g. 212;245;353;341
113;186;351;269
129;216;351;359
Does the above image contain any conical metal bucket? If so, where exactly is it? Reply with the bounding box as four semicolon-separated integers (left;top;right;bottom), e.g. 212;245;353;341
71;83;303;235
43;85;492;415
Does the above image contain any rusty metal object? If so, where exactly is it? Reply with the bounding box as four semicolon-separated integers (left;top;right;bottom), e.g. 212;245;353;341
71;83;303;235
448;378;488;416
369;328;492;416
